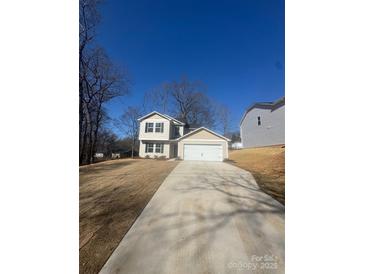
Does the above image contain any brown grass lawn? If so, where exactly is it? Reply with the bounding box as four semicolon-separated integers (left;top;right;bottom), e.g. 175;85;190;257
229;145;285;205
79;159;179;274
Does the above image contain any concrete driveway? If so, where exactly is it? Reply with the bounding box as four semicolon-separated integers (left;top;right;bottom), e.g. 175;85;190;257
99;161;284;274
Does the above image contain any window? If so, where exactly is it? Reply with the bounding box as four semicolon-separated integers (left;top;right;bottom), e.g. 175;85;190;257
155;122;164;133
145;143;163;153
145;122;154;133
173;126;180;137
145;143;154;153
257;116;261;126
155;143;164;153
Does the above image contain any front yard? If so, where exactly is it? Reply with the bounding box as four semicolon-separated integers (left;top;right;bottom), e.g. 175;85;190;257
229;145;285;204
79;159;178;274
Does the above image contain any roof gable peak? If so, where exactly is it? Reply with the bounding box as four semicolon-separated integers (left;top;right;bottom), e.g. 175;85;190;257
137;111;185;125
177;127;231;141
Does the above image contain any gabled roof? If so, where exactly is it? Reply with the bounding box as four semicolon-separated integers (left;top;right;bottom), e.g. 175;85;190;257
137;111;185;125
177;127;231;142
239;96;285;125
163;113;186;125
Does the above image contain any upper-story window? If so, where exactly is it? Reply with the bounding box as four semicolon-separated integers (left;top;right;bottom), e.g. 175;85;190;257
155;122;164;133
257;116;261;126
173;126;180;137
145;122;154;133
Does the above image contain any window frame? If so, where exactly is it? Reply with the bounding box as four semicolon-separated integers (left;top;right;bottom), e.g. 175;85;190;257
146;143;154;153
257;116;261;126
155;143;164;153
155;122;164;133
145;122;154;133
173;126;180;137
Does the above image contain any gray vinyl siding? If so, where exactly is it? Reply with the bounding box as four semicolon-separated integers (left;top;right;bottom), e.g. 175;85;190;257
240;105;285;148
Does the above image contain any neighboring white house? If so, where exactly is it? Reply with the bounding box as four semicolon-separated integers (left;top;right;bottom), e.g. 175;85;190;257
94;153;104;158
231;142;243;149
138;111;230;161
111;153;121;159
240;97;285;148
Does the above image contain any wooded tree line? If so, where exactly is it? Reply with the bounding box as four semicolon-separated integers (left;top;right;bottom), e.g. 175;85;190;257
79;1;237;165
79;0;129;164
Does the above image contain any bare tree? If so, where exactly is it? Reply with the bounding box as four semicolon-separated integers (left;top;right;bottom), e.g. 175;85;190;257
95;128;119;156
79;0;130;165
79;0;102;57
143;86;169;113
114;106;142;158
81;48;130;164
79;0;101;156
230;131;241;143
146;77;216;128
216;104;231;136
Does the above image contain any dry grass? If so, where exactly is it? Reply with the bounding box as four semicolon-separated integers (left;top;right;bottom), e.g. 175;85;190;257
229;145;285;204
79;159;179;274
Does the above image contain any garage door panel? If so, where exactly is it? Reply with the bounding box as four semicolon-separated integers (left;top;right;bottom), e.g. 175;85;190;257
183;144;223;161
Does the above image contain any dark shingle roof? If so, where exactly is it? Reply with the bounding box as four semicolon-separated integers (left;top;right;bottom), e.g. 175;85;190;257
239;96;285;125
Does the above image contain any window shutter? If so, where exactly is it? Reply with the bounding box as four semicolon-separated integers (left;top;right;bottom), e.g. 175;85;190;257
161;123;164;133
145;143;148;153
145;123;148;133
161;144;164;153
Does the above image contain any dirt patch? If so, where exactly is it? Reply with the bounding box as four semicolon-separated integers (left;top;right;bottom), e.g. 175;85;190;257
229;146;285;204
79;159;179;274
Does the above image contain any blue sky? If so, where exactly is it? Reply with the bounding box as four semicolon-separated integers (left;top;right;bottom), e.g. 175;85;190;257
96;0;284;136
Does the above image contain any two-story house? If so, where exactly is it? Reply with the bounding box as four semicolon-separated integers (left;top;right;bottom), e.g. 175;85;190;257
239;96;285;148
138;111;230;161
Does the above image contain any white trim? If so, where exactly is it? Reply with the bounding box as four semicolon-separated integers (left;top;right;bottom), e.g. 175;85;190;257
180;139;227;142
183;143;223;162
154;143;163;153
137;111;185;125
154;122;163;132
139;138;171;141
146;143;154;153
145;122;154;132
177;127;231;141
138;111;166;121
163;113;186;125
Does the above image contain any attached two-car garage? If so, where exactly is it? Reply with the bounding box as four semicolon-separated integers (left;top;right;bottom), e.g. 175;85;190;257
183;144;223;161
177;127;230;162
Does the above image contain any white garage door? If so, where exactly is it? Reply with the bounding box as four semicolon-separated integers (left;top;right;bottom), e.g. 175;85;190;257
183;144;223;161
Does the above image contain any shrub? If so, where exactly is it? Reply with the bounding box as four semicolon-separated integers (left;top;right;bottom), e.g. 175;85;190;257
158;156;166;160
145;155;150;159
